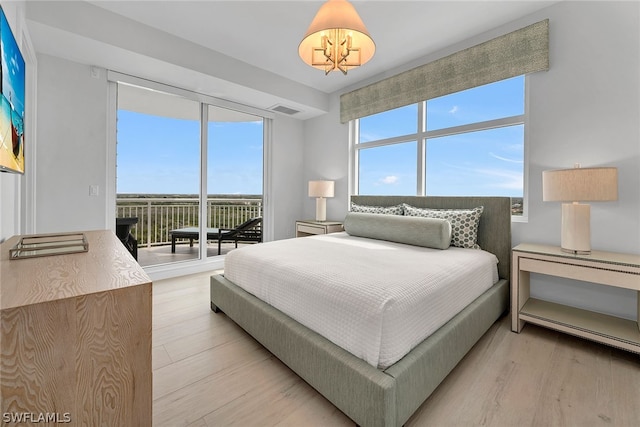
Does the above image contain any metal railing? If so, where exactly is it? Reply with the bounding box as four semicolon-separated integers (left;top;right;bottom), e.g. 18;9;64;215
116;197;262;248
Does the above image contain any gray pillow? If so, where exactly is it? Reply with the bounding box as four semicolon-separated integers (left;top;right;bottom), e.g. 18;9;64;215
402;204;484;249
343;212;452;250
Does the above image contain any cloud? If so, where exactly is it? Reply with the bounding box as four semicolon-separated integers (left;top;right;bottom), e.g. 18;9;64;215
379;175;398;184
449;106;459;114
501;143;524;153
10;55;19;75
436;161;522;191
477;168;523;190
489;152;523;163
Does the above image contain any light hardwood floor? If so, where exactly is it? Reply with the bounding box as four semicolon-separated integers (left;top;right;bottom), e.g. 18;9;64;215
137;242;254;267
152;272;640;427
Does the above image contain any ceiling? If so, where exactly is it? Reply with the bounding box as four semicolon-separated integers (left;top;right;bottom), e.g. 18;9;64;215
26;1;559;119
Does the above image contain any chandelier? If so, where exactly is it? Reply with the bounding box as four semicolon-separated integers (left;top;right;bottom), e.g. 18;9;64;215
298;0;375;75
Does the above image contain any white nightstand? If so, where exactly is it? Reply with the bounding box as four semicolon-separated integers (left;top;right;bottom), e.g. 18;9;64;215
295;220;343;237
511;243;640;354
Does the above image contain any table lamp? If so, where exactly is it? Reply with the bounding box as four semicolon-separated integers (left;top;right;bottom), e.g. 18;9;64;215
308;180;334;222
542;164;617;254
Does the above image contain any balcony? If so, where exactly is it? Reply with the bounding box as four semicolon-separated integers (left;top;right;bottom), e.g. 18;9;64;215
116;195;262;267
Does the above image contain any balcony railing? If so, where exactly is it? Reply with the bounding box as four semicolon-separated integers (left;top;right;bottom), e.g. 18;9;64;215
116;196;262;248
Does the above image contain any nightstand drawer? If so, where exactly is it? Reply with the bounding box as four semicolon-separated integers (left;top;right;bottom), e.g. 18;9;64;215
519;257;640;291
295;220;343;237
298;224;323;235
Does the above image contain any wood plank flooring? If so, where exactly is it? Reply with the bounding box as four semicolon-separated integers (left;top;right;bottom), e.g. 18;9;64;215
152;272;640;427
137;242;254;267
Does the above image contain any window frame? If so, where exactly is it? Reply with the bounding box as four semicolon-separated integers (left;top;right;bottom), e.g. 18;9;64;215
349;76;529;221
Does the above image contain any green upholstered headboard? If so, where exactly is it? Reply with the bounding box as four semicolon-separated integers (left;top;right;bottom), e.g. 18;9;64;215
350;196;512;281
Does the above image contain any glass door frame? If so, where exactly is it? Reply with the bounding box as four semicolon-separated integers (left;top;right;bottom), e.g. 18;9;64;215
107;71;274;280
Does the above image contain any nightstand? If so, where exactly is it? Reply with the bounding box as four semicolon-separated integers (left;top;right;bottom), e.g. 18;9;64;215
511;243;640;354
295;220;343;237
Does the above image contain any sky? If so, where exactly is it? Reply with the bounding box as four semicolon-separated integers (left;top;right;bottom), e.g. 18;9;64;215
117;76;523;198
1;9;25;118
0;8;26;173
116;111;263;195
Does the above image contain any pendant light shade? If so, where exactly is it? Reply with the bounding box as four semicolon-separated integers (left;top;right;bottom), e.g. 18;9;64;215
299;0;375;75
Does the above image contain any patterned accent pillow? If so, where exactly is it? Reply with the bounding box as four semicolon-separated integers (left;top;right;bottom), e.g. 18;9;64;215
402;204;484;249
350;202;404;215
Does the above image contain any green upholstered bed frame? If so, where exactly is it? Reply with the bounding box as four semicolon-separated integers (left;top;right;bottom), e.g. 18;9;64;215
210;196;511;426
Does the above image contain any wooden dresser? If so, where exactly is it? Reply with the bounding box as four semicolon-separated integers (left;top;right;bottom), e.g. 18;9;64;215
0;230;152;426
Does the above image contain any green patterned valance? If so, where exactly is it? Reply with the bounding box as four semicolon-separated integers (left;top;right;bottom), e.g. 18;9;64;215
340;19;549;123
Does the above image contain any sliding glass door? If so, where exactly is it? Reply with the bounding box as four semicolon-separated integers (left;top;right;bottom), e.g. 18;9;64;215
116;84;201;266
206;106;263;259
115;81;266;267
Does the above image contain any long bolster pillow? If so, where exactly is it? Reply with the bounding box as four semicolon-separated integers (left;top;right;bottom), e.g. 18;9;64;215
343;212;452;250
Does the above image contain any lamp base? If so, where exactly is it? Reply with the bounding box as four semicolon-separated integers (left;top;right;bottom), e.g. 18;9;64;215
315;197;327;222
560;203;591;254
560;248;591;255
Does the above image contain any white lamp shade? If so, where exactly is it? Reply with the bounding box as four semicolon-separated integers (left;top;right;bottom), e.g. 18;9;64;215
308;180;335;198
298;0;375;70
542;167;617;202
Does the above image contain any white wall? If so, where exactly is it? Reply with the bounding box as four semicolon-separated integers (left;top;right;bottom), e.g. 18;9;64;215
517;1;639;255
302;95;349;221
514;1;640;320
34;54;109;233
304;1;640;319
271;114;305;239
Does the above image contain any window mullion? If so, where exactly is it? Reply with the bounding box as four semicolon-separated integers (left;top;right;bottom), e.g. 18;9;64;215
350;120;360;196
199;103;208;260
417;102;426;196
425;114;524;140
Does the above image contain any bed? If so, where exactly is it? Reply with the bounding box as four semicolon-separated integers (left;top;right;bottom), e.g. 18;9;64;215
210;196;511;426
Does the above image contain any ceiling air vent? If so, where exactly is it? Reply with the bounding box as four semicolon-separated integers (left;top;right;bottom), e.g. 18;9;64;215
270;104;301;115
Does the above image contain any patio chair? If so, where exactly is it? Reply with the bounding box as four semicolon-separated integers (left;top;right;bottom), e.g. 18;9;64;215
217;217;262;255
115;217;139;260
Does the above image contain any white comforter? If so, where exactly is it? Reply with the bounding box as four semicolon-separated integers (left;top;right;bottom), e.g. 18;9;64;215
224;232;499;369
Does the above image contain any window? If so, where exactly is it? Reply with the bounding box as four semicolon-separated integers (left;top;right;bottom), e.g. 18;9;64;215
352;76;526;216
358;141;417;195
